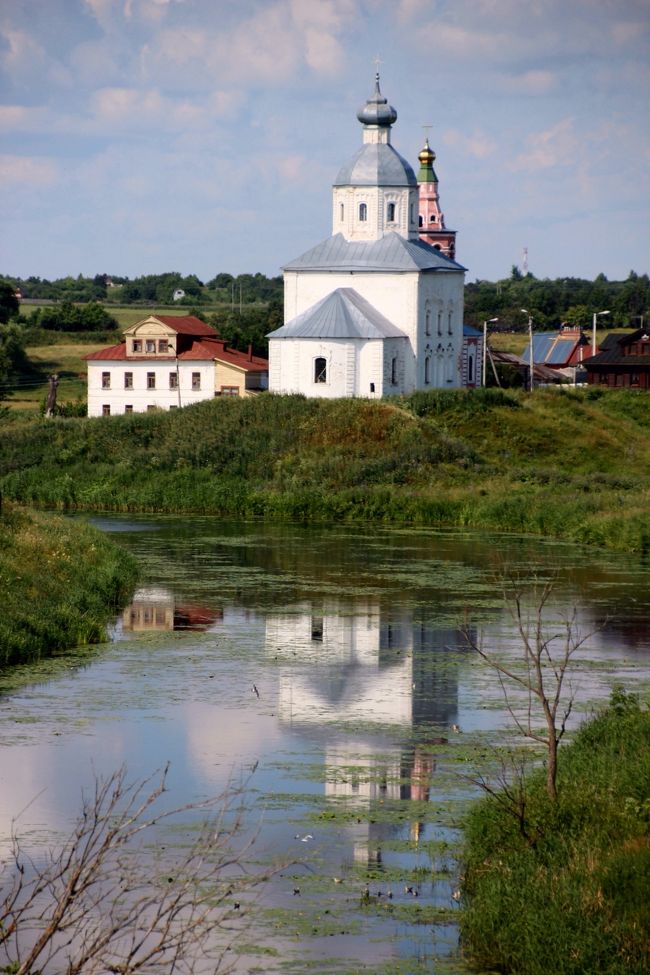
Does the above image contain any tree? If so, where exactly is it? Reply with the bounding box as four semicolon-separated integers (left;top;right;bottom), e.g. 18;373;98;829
0;281;19;324
0;766;271;975
462;579;592;802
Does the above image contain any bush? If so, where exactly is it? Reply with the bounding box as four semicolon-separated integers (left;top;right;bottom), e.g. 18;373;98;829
461;692;650;975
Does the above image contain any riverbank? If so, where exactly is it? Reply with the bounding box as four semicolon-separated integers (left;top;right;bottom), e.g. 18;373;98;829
2;387;650;551
461;690;650;975
0;503;137;666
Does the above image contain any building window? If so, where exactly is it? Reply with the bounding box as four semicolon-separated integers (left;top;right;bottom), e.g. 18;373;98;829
158;339;169;353
359;202;367;222
387;202;396;222
340;203;344;221
191;372;201;390
425;306;431;336
147;405;156;411
147;372;156;389
418;215;423;227
468;355;474;382
125;404;133;413
146;340;155;353
124;372;133;389
102;372;111;389
132;340;142;353
391;356;398;385
221;386;239;396
170;405;178;410
314;357;327;384
102;404;110;416
434;244;441;251
169;372;178;389
430;215;436;223
424;356;431;384
448;311;453;335
437;311;442;335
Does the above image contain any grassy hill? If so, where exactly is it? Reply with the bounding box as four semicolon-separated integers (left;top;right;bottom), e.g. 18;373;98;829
2;387;650;552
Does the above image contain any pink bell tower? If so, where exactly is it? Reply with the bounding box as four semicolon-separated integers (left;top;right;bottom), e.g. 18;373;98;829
417;137;457;260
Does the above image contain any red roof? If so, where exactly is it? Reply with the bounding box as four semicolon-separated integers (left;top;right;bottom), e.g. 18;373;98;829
152;315;218;337
85;338;268;372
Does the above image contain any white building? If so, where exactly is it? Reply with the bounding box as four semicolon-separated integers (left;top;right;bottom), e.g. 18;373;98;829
85;314;268;417
268;76;467;398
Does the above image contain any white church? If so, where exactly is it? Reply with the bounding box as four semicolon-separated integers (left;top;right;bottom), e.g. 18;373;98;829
268;75;468;398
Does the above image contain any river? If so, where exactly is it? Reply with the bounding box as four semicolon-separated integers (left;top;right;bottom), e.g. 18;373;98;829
1;517;650;974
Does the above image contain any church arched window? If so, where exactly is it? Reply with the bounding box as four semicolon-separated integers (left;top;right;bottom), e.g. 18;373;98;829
424;356;431;385
391;356;398;385
418;215;423;227
425;305;431;336
359;203;367;222
468;354;474;382
387;202;396;223
437;310;442;335
434;244;441;251
314;357;327;384
448;310;453;335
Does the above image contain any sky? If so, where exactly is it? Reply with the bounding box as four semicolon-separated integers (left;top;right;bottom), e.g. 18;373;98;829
1;0;649;284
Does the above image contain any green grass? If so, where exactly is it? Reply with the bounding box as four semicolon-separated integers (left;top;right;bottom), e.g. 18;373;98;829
460;690;650;974
0;503;138;666
1;388;650;551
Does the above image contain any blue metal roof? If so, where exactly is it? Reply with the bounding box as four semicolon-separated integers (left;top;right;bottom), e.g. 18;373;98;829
523;332;584;367
284;232;466;273
463;324;482;337
267;288;408;340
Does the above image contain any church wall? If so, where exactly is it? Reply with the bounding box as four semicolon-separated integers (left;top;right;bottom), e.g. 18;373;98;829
416;271;465;389
269;336;409;398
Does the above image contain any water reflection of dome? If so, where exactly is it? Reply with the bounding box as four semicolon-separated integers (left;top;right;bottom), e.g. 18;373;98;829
266;600;463;729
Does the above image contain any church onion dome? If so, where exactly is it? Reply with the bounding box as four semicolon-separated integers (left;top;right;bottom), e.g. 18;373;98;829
417;137;438;183
334;143;417;187
356;73;398;127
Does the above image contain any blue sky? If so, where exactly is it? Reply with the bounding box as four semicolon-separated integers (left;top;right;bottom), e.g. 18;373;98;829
1;0;649;284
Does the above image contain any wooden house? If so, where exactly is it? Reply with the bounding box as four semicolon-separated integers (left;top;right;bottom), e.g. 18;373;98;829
582;328;650;388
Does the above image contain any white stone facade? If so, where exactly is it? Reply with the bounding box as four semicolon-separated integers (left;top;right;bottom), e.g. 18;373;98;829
87;360;216;417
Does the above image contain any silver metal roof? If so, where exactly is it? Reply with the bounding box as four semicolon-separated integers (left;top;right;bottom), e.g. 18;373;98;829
283;232;467;273
334;143;416;187
267;288;408;340
356;74;398;128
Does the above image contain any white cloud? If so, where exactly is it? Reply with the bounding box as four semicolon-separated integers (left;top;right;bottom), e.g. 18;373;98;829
0;155;59;186
497;69;558;96
508;118;579;173
442;129;497;160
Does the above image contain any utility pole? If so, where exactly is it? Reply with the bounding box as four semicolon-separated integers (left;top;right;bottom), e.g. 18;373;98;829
521;309;534;391
482;318;499;387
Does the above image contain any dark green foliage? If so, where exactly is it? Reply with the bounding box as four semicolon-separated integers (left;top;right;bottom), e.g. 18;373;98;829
0;325;27;392
0;280;19;323
405;387;520;417
464;271;650;330
0;504;137;666
28;301;118;332
461;692;650;975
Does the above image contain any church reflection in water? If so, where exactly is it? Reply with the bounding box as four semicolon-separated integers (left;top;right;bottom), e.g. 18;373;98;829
122;587;222;632
265;599;471;866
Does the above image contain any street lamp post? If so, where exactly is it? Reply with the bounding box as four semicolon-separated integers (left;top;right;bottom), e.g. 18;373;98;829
521;308;534;391
482;318;499;387
592;310;610;357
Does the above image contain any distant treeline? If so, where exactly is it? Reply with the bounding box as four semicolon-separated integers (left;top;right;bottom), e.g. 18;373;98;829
3;271;284;307
2;267;649;335
464;266;649;331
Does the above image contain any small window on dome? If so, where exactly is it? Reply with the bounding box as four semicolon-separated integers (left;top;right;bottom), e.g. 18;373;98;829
430;215;436;223
359;203;367;222
387;202;396;223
